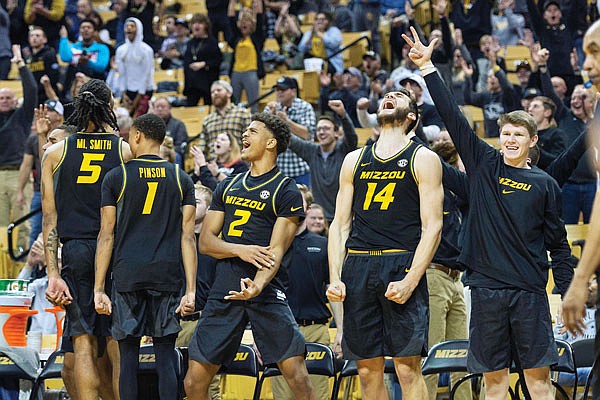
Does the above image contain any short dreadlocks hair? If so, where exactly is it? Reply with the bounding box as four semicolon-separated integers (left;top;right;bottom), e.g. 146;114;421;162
65;79;119;133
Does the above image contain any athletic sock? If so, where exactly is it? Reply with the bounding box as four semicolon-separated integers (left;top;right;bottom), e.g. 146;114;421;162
153;334;179;400
118;336;141;400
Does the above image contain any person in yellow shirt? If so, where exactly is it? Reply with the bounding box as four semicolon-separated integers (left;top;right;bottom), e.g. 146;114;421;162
298;12;343;73
227;1;265;113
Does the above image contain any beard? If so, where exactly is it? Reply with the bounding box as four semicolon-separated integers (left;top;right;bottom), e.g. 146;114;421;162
377;106;410;126
212;94;227;108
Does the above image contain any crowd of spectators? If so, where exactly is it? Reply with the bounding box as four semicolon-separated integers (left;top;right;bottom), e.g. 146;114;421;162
2;0;600;396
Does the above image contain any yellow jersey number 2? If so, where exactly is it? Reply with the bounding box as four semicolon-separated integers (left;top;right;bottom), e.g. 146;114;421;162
228;209;251;237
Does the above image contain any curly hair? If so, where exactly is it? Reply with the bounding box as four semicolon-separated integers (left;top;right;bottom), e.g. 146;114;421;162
132;113;167;144
251;112;291;155
65;79;119;133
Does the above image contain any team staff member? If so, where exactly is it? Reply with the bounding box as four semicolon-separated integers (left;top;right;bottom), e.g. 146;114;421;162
184;113;315;400
94;113;196;400
42;79;131;400
327;88;444;400
404;27;573;400
272;190;343;400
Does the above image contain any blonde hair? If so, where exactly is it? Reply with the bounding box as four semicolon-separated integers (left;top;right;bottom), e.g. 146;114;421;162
194;183;213;204
238;8;256;33
297;184;313;207
307;203;329;237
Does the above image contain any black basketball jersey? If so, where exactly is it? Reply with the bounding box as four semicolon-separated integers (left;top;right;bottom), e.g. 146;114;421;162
53;133;124;241
101;155;196;292
208;167;304;303
346;141;423;251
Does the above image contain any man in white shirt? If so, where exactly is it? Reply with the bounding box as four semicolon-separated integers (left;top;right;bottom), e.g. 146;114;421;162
116;17;155;117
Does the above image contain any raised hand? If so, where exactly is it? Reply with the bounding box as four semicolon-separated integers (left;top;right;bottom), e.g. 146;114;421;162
537;47;550;65
328;99;346;117
571;48;579;70
319;70;331;87
190;145;207;173
11;44;22;64
35;104;51;137
454;28;463;46
402;26;438;67
356;97;370;110
461;59;473;78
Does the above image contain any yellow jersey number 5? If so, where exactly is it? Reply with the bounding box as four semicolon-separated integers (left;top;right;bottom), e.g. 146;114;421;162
77;153;106;184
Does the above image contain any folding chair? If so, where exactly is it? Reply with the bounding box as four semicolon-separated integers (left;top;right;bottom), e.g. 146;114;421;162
255;342;338;400
514;339;575;400
29;350;64;400
137;344;184;399
217;344;261;400
571;338;596;399
0;349;38;400
331;356;395;400
421;340;481;400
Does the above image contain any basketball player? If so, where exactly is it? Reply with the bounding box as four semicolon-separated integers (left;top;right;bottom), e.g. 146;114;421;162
42;79;131;400
94;113;196;400
326;87;444;399
404;27;573;400
561;18;600;399
184;113;315;400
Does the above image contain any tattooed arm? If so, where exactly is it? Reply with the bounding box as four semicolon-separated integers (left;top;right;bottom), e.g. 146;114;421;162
41;141;72;305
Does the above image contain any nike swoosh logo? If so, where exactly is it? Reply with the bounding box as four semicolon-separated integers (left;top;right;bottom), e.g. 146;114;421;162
502;189;515;194
229;187;240;191
290;206;303;212
443;211;449;215
405;268;410;273
361;162;371;167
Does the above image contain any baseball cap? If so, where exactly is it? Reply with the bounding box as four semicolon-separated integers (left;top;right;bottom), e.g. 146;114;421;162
362;50;380;60
522;87;542;100
515;60;531;71
273;76;298;90
399;73;425;91
45;99;64;115
543;0;560;9
343;67;363;79
175;18;188;29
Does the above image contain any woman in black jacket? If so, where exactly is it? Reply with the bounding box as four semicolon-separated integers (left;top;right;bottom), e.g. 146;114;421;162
183;13;222;106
